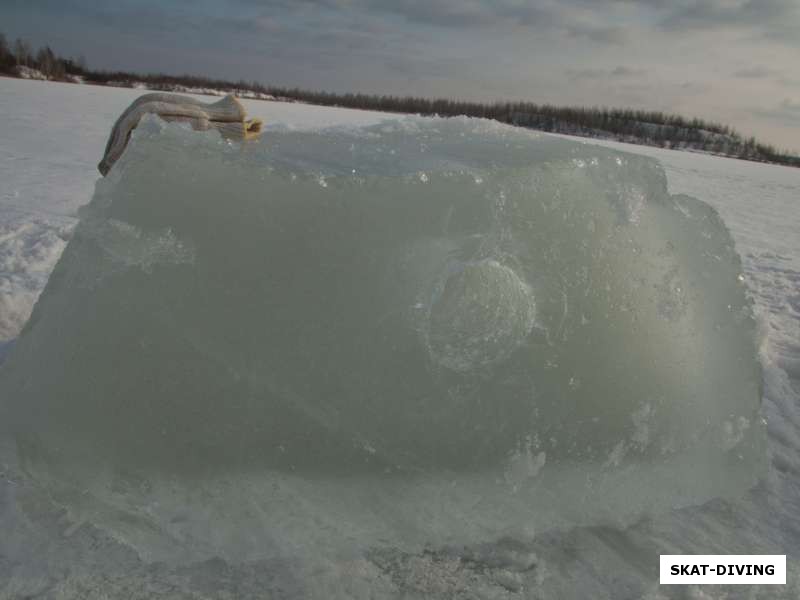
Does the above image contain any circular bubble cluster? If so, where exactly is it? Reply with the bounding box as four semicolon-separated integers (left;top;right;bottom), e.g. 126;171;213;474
426;259;536;372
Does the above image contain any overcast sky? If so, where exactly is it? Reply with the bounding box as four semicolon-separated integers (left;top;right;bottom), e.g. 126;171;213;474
2;0;798;151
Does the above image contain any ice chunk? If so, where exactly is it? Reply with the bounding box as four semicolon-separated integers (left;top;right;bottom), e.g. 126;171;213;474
0;116;765;558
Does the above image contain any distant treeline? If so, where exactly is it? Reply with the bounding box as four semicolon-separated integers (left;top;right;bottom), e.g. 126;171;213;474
2;31;798;168
0;32;86;81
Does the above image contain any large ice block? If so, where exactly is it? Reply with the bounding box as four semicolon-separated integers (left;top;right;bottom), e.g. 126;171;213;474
0;116;765;557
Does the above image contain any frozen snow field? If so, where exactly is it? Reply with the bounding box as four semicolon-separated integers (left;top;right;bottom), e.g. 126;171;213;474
1;77;800;599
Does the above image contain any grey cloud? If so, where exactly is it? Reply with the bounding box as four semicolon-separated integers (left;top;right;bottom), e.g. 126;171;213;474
730;66;800;90
568;68;606;80
230;0;629;45
733;66;777;79
753;99;800;124
611;66;645;77
18;0;800;46
569;66;644;80
566;23;629;45
229;0;554;28
679;81;712;93
660;0;800;45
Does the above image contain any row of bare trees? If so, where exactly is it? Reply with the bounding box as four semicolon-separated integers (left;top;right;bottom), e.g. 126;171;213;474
0;32;86;80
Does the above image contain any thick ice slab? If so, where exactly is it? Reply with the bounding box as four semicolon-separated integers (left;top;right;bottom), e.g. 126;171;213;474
0;116;765;560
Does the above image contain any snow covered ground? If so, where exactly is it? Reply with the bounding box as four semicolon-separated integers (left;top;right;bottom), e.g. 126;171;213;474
1;77;799;598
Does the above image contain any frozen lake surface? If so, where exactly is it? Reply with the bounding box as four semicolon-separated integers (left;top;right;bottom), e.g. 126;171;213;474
1;78;799;599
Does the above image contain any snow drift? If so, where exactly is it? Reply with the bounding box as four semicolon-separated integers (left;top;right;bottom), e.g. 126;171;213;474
0;116;765;560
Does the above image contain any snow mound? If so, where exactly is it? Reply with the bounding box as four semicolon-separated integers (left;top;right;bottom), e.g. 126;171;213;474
0;210;73;341
15;66;47;80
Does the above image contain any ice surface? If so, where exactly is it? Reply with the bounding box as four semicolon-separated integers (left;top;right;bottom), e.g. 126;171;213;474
0;114;765;564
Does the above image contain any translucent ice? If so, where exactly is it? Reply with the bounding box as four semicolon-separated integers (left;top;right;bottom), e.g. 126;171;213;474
0;116;765;560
